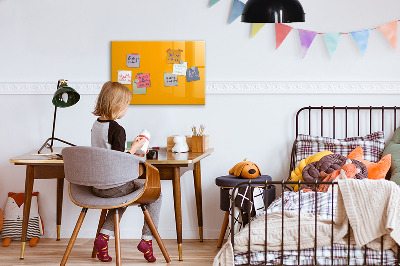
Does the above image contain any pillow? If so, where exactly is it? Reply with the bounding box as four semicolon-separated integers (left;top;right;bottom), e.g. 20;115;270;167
348;146;391;180
382;126;400;184
289;150;333;191
295;131;385;166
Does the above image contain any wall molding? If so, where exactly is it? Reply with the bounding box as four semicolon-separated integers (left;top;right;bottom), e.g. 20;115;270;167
1;81;400;95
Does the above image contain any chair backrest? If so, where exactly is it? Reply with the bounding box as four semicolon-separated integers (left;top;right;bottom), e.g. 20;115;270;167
62;146;145;187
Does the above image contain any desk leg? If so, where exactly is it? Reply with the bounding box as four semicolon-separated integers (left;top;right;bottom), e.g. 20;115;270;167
20;165;34;259
172;167;183;261
56;178;64;241
193;161;203;242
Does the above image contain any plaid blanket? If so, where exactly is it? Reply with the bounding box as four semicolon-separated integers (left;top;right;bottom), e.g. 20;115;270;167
234;191;397;265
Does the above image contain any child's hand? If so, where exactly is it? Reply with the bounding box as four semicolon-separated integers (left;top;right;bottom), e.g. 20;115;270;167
129;137;147;155
134;149;149;157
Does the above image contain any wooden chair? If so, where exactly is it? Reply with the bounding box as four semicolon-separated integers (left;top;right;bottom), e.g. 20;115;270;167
60;146;171;265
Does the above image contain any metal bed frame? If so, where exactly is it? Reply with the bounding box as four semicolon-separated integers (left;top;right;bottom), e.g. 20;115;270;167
230;106;400;266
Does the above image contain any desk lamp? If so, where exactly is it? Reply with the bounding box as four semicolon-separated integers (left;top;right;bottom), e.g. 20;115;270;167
241;0;305;23
38;79;80;154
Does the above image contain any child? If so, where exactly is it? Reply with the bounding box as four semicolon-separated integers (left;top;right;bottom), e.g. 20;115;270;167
91;81;162;263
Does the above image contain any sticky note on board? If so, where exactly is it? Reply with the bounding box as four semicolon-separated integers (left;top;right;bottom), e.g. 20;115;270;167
136;73;151;88
117;70;132;84
166;49;183;64
173;62;188;76
164;73;178;87
132;82;147;94
186;67;200;82
126;53;140;68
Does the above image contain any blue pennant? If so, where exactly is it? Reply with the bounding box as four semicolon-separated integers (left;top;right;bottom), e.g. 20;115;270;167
229;0;245;23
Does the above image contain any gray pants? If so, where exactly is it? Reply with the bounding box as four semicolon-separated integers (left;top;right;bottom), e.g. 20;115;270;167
92;180;162;240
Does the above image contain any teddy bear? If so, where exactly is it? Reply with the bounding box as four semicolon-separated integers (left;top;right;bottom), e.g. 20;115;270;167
172;135;189;153
1;192;43;247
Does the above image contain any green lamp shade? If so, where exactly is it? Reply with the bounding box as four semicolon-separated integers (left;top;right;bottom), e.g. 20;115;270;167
52;84;80;108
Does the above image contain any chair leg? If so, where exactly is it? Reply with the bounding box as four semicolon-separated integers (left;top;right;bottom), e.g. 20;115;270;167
91;209;108;258
217;211;230;248
114;209;121;266
60;208;88;266
141;205;171;263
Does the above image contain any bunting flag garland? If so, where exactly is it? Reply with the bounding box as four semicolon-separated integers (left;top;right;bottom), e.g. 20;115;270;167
210;5;400;57
209;0;220;8
251;23;266;38
351;29;370;55
275;23;293;49
298;29;317;58
323;33;341;58
229;0;245;24
378;21;398;50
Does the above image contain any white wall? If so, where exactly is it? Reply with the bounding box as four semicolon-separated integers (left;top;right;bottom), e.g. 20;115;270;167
1;0;400;240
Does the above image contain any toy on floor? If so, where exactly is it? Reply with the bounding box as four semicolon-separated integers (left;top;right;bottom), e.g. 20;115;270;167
0;208;3;232
1;192;44;247
229;159;261;179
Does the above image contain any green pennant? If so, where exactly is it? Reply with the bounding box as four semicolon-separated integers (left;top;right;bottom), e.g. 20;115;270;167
209;0;220;7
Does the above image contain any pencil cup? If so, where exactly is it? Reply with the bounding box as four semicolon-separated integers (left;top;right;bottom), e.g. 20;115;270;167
191;135;209;153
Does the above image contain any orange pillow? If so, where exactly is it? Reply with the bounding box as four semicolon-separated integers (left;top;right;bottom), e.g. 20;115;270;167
347;146;391;180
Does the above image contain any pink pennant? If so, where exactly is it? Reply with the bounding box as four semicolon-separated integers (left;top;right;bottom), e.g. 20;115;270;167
298;29;317;58
275;24;293;49
378;21;398;50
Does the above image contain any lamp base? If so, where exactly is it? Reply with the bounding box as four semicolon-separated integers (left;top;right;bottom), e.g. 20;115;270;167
38;137;76;154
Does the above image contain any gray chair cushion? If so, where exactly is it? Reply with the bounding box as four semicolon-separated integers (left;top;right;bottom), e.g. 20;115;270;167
69;180;145;208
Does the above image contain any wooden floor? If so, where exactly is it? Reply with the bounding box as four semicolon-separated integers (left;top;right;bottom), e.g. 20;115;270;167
0;239;221;265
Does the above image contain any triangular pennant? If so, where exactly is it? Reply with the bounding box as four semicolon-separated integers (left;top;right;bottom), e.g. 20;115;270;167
351;29;370;55
209;0;220;7
251;23;266;38
323;33;341;58
378;21;398;50
275;23;293;49
298;29;317;58
229;0;245;24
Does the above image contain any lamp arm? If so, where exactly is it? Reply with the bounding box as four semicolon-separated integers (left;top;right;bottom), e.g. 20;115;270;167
50;105;57;148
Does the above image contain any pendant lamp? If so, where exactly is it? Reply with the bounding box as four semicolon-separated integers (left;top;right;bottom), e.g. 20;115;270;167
241;0;305;23
38;79;80;154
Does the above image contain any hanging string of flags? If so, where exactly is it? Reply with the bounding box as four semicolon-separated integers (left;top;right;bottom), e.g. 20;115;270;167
209;0;399;58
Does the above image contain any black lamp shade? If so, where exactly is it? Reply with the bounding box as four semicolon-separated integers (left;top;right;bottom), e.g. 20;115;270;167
241;0;305;23
52;84;80;108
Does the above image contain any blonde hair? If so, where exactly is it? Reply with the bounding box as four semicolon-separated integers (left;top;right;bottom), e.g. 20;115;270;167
93;81;133;120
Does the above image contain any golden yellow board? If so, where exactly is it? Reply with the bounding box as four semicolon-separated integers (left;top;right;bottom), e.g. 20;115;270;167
111;41;205;105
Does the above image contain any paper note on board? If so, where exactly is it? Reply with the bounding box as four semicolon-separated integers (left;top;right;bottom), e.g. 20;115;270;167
166;49;183;64
132;82;147;94
126;53;140;68
117;70;132;84
186;67;200;82
173;62;188;76
136;73;151;88
164;73;178;87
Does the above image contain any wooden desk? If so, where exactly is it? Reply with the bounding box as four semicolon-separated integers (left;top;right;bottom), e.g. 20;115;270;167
10;147;213;261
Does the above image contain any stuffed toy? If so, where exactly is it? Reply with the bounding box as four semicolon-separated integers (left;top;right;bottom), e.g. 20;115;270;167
1;192;44;247
289;150;333;191
229;159;261;179
348;146;391;180
172;135;189;153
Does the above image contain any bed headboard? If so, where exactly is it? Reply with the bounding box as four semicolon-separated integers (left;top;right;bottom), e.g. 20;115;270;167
290;106;400;179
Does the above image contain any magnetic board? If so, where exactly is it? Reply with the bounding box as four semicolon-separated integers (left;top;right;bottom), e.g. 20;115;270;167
111;41;205;105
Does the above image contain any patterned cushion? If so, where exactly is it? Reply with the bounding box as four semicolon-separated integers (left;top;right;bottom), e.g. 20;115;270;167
295;131;385;166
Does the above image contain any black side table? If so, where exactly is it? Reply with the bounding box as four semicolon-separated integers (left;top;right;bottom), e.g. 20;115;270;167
215;175;275;248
